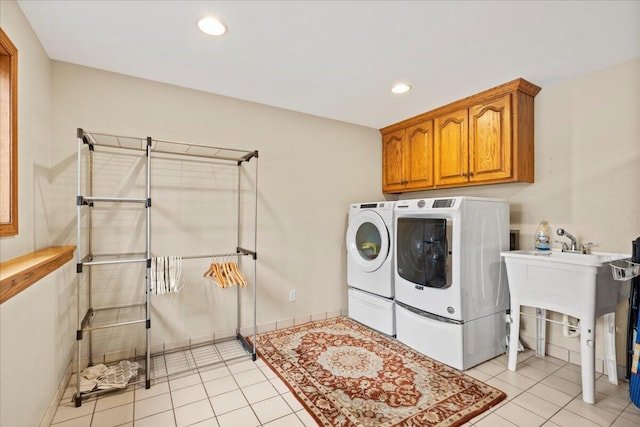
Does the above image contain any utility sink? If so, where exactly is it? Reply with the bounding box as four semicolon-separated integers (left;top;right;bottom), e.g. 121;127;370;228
502;250;629;318
501;249;630;404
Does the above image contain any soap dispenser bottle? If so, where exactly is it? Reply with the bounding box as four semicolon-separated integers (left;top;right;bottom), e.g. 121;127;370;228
534;220;552;251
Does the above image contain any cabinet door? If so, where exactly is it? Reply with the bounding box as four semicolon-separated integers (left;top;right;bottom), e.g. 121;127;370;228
382;129;406;192
404;121;434;190
469;94;512;182
434;109;468;186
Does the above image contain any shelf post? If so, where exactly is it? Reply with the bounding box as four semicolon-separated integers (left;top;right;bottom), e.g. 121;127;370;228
75;129;83;405
145;136;152;388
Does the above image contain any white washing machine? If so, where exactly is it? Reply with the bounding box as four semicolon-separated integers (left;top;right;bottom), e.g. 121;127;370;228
394;197;510;370
346;201;395;335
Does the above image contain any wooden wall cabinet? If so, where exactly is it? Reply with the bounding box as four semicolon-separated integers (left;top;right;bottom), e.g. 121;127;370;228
434;108;468;186
381;78;540;194
382;121;434;192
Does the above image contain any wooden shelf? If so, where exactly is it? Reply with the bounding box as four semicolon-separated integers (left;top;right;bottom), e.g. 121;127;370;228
0;246;76;304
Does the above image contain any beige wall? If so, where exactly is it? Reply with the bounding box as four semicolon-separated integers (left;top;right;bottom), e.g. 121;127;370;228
0;2;75;427
0;0;53;260
50;61;383;356
0;262;77;427
399;57;640;368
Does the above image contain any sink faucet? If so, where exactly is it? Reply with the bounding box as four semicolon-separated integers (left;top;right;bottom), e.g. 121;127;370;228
556;228;578;251
555;229;593;253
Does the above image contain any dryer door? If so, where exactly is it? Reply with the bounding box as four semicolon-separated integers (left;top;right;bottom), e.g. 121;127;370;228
347;210;390;272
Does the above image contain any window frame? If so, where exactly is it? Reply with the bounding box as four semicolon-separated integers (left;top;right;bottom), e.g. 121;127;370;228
0;28;18;237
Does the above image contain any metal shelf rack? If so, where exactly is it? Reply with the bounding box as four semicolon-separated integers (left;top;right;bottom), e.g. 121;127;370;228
74;128;259;406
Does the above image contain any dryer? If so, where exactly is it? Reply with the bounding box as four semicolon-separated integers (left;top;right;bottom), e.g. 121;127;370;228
346;201;395;335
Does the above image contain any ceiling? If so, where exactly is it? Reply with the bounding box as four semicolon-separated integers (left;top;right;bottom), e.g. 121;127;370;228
17;0;640;129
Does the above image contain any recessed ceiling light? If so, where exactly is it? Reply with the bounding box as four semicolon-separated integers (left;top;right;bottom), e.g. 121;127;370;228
391;83;412;94
198;17;226;36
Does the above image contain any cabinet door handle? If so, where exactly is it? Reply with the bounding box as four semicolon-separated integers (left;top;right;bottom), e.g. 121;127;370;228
469;172;474;177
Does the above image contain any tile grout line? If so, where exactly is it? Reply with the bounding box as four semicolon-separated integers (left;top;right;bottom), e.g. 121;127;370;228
503;356;634;427
512;357;570;423
224;346;307;426
223;354;265;426
477;356;563;424
508;393;565;425
192;344;221;426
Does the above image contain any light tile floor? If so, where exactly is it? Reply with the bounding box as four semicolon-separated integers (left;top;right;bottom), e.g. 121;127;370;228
51;343;640;427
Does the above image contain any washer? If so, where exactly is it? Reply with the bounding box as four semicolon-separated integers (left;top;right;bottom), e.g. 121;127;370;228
346;201;395;335
393;197;510;370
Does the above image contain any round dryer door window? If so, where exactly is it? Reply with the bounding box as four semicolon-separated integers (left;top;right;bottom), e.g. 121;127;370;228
347;210;390;272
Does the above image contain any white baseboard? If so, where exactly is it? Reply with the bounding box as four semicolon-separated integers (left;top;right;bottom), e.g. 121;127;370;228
39;360;73;427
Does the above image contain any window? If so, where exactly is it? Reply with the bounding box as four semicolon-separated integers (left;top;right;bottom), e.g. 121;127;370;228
0;28;18;237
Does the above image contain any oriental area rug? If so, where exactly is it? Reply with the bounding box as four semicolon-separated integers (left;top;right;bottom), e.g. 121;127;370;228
248;316;505;427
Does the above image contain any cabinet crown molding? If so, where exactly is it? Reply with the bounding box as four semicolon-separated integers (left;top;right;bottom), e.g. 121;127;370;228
380;78;541;134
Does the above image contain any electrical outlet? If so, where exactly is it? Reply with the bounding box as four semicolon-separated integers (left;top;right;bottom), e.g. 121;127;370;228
289;290;296;302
